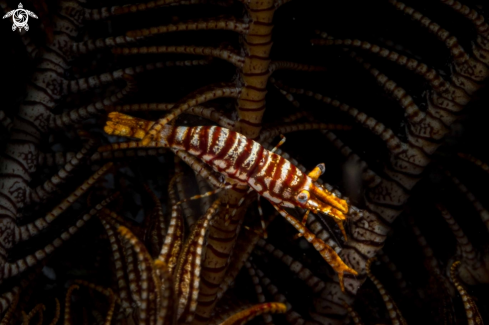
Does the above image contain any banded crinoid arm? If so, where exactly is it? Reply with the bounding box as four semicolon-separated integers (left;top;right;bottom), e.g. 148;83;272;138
117;222;175;325
311;34;470;114
0;290;19;324
30;138;98;203
244;263;274;325
288;0;489;320
342;302;364;325
2;190;118;281
139;83;241;146
113;45;245;68
110;220;160;325
126;16;249;39
450;261;484;325
49;60;210;130
95;1;344;322
85;0;234;21
74;0;239;54
451;155;489;231
1;0;218;282
142;184;168;259
156;173;185;275
110;104;236;129
21;303;45;325
215;302;287;325
64;280;117;325
390;0;489;89
216;213;269;301
2;0;488;323
97;215;133;311
111;0;279;142
256;239;327;294
0;0;214;297
436;167;489;285
99;188;219;324
458;153;489;175
174;199;221;323
14;163;113;244
0;0;88;274
365;257;407;325
271;82;382;190
253;240;332;324
249;263;314;325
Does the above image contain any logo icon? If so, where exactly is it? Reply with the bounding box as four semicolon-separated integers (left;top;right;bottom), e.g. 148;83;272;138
3;3;37;32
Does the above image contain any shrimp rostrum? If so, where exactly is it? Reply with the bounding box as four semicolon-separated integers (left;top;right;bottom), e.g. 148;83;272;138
100;112;358;291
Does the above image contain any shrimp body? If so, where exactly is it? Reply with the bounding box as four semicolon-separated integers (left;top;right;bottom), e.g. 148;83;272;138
105;112;349;221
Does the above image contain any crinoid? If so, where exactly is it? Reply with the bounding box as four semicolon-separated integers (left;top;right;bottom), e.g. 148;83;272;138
0;0;488;324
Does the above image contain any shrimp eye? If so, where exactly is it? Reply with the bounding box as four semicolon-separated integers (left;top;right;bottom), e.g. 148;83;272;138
296;190;310;203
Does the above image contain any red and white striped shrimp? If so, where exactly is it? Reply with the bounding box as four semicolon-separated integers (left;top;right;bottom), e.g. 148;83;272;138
100;112;358;291
103;112;349;220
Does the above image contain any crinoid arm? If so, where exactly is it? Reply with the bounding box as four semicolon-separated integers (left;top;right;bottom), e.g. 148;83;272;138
218;302;287;325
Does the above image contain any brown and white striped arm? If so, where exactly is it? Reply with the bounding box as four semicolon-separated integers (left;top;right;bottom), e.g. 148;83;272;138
157;175;185;275
257;239;327;293
22;303;45;325
3;194;116;280
450;261;484;325
126;17;249;38
217;302;287;325
254;266;317;325
311;36;470;110
15;163;113;243
113;45;245;68
63;285;79;325
38;152;77;167
458;153;489;175
390;0;488;94
100;212;143;309
0;289;19;323
117;225;159;325
31;139;98;203
72;35;137;56
366;257;407;325
143;184;167;258
142;83;241;144
97;216;133;310
244;263;275;325
174;199;221;322
47;299;60;325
